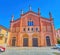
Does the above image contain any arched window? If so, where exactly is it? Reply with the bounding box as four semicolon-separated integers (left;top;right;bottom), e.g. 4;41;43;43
31;21;34;26
31;28;34;31
36;28;38;32
23;28;26;31
28;21;30;26
28;28;30;31
28;21;34;26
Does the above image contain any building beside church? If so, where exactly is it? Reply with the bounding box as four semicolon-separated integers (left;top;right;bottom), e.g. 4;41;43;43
56;29;60;39
7;7;57;47
0;25;10;46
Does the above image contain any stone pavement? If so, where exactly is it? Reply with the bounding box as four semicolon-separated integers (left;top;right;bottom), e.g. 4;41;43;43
0;47;60;55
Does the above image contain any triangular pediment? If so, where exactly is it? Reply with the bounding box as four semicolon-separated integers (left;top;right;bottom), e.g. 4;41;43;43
21;11;39;18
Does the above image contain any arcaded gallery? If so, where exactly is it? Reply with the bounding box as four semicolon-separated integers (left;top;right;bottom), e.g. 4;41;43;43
7;7;57;47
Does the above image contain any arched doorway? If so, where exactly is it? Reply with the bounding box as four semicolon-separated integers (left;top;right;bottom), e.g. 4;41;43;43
23;38;28;46
32;34;38;47
23;34;29;47
32;38;38;47
12;37;16;46
46;36;51;46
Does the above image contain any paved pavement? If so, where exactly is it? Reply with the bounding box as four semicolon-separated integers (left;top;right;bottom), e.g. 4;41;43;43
0;47;60;55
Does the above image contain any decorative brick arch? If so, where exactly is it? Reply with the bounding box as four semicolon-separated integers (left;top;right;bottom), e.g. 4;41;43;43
32;33;39;47
22;34;29;47
22;34;29;38
32;33;38;37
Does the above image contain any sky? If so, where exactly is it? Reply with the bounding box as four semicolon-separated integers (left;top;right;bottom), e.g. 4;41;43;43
0;0;60;29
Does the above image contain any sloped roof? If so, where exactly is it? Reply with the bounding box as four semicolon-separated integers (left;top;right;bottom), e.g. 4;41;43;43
21;11;39;17
11;10;50;23
0;25;10;32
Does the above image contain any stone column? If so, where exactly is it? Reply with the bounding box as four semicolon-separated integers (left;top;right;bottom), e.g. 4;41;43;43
38;34;41;47
20;34;23;47
17;32;20;47
40;20;44;46
29;34;32;47
51;21;57;45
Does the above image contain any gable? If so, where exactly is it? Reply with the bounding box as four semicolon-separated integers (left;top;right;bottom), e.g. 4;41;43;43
21;11;39;18
21;11;40;26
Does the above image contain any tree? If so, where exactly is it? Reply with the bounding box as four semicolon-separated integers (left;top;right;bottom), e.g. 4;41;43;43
57;38;60;44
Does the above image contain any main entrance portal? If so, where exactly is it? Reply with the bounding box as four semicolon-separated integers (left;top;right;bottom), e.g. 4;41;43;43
23;38;28;47
32;38;38;47
12;37;16;46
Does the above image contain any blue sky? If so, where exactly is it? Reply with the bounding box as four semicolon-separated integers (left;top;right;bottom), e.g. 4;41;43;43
0;0;60;29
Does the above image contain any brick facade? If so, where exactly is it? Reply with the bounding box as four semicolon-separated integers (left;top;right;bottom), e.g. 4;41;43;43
7;9;57;47
56;29;60;39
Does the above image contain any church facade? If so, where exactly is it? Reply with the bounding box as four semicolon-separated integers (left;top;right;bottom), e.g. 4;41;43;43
7;8;57;47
